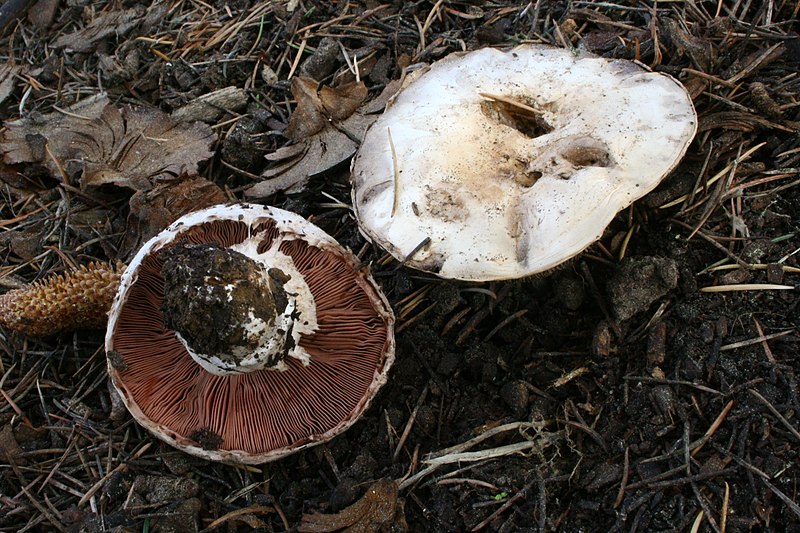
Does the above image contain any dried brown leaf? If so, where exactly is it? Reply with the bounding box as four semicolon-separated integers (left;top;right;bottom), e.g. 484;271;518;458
52;7;144;52
0;424;25;464
0;94;215;191
246;118;370;198
298;479;406;533
0;63;23;105
285;77;330;141
0;220;46;260
118;176;226;260
285;77;368;140
246;80;399;199
320;83;369;120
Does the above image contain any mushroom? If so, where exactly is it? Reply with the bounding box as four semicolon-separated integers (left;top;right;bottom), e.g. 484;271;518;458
351;45;697;281
105;204;394;463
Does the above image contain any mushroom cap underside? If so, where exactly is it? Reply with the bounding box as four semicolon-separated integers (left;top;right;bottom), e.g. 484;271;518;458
351;44;698;281
105;204;395;464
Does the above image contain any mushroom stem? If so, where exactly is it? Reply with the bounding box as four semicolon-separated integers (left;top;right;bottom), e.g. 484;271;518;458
160;242;295;375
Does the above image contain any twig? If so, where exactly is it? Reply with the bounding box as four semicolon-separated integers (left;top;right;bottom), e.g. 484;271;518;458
470;478;537;531
393;384;429;461
748;388;800;443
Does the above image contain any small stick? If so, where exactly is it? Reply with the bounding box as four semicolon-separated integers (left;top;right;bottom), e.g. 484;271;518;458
748;388;800;443
470;479;536;532
393;385;429;462
691;400;734;457
700;283;794;292
614;446;630;509
388;127;401;217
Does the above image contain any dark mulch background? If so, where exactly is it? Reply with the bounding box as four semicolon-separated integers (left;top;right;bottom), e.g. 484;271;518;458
1;1;799;532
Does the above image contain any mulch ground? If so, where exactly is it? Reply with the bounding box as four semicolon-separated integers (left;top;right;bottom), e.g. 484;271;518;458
1;1;799;532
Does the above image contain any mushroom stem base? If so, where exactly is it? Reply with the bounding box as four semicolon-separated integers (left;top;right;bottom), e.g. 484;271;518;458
160;242;291;375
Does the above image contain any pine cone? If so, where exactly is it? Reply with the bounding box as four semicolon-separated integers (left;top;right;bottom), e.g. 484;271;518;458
0;262;124;336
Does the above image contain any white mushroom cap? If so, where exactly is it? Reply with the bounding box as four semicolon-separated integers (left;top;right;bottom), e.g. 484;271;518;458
351;45;697;281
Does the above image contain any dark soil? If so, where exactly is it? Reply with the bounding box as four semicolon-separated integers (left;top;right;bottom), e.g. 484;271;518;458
1;1;799;532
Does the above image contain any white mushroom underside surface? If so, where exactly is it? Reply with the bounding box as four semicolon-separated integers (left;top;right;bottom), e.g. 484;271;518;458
352;45;697;281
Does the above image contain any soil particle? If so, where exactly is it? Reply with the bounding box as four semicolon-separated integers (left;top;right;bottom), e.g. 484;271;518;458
554;271;586;311
499;380;530;417
134;474;200;504
436;351;461;376
343;450;379;481
330;476;359;510
221;115;266;170
300;37;341;81
428;282;463;315
607;256;679;322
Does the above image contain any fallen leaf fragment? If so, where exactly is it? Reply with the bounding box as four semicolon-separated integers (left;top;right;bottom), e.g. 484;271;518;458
52;7;144;52
298;478;406;533
0;262;124;336
0;425;25;464
118;176;227;260
246;78;400;198
171;86;249;123
285;77;368;140
0;94;215;190
0;62;23;105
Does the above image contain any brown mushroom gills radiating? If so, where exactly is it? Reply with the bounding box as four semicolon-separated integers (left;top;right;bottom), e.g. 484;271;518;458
110;218;390;454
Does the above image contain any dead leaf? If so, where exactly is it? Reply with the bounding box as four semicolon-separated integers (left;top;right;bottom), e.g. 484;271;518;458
0;94;215;191
246;79;400;199
118;176;226;260
283;76;368;140
171;86;249;123
0;218;46;260
27;0;58;30
284;77;339;141
0;63;23;105
52;7;144;52
0;424;25;464
298;478;406;533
